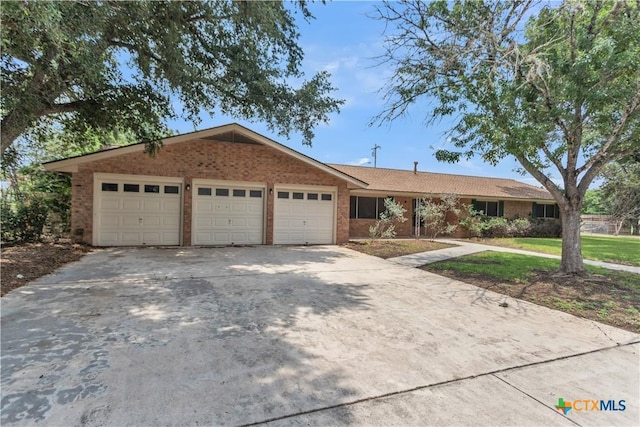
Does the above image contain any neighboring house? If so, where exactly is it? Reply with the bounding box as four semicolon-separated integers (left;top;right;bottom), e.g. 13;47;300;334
44;123;556;246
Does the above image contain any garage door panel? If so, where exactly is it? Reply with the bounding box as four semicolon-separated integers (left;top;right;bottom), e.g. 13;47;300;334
143;199;162;211
143;216;161;226
121;232;142;243
101;198;121;210
100;215;120;226
163;216;179;226
122;216;141;226
95;176;181;246
121;199;143;211
196;201;214;213
214;203;231;213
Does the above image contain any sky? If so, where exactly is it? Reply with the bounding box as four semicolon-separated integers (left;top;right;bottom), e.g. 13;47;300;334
167;1;548;188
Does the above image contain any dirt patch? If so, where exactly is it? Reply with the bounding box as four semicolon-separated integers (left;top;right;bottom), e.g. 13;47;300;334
427;268;640;333
344;239;454;259
1;242;92;296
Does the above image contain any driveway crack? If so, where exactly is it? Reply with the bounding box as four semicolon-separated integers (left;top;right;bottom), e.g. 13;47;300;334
491;374;582;426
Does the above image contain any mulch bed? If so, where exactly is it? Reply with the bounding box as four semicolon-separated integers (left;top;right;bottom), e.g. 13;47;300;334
425;268;640;333
1;242;92;296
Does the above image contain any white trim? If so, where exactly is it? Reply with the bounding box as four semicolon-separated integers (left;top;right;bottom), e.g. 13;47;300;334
192;178;266;188
191;179;267;245
274;183;338;193
92;173;184;246
94;173;184;184
45;123;368;188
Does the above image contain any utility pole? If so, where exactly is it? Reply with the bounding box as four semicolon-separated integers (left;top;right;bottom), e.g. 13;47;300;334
371;144;381;168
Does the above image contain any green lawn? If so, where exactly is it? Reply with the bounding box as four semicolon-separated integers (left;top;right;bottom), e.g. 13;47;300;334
423;251;640;332
477;235;640;266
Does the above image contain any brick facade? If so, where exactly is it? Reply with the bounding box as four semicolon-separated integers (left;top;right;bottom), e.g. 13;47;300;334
347;196;537;239
71;138;351;245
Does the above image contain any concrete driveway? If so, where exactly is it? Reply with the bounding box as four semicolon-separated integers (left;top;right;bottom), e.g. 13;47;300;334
1;246;638;426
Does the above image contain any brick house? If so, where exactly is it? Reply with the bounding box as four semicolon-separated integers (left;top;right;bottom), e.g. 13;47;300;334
329;164;557;238
44;123;556;246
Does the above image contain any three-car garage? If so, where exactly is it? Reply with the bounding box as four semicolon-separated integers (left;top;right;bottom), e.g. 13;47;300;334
93;174;339;246
46;123;366;247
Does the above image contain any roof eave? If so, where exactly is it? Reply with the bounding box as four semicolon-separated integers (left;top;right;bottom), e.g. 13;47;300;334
43;123;367;188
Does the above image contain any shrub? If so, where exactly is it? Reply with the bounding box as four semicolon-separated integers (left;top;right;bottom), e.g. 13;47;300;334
507;217;531;237
369;197;408;240
459;214;561;238
529;218;562;237
416;193;465;239
1;198;49;242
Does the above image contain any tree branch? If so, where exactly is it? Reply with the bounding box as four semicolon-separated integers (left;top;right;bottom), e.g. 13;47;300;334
576;86;640;182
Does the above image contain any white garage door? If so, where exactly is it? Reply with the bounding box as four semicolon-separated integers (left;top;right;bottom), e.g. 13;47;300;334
94;175;182;246
192;181;265;245
274;187;336;244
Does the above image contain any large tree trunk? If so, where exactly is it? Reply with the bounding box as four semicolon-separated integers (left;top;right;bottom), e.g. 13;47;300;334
559;208;586;275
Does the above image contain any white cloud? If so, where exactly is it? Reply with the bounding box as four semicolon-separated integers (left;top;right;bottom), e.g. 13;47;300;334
348;157;371;166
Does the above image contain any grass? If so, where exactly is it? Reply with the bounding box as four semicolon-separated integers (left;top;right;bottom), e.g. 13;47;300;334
476;235;640;266
344;239;454;259
423;251;640;333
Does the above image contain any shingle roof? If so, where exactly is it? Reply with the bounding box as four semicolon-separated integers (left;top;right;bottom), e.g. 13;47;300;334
328;164;554;201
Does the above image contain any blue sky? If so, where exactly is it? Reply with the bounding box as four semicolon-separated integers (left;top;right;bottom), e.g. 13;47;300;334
168;1;548;188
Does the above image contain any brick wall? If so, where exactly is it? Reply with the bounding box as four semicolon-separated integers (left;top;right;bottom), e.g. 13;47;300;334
72;139;351;245
505;200;533;219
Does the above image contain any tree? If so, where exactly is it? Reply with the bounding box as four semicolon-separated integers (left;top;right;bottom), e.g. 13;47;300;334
369;197;408;239
1;1;342;157
373;0;640;274
416;194;464;239
599;158;640;235
1;126;135;240
581;189;606;215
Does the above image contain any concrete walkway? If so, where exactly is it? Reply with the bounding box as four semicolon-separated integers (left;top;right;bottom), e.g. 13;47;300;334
388;239;640;274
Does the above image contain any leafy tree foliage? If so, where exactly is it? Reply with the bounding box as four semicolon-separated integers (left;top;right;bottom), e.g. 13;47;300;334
373;0;640;274
1;127;135;241
369;197;408;239
1;0;342;157
599;157;640;234
581;189;606;214
415;194;464;239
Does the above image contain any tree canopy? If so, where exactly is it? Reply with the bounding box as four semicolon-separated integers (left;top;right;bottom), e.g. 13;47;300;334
1;0;342;158
373;0;640;274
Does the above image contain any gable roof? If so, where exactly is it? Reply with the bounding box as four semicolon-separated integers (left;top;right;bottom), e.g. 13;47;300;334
329;164;554;201
43;123;367;188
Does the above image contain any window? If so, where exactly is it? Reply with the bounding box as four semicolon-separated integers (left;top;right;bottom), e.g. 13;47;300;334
307;193;318;200
349;196;391;219
249;190;262;198
101;183;118;192
321;194;332;201
123;184;139;192
534;203;559;219
216;188;229;196
233;189;246;197
474;200;502;217
164;185;179;194
198;187;212;196
277;191;289;199
292;192;304;200
144;185;160;193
